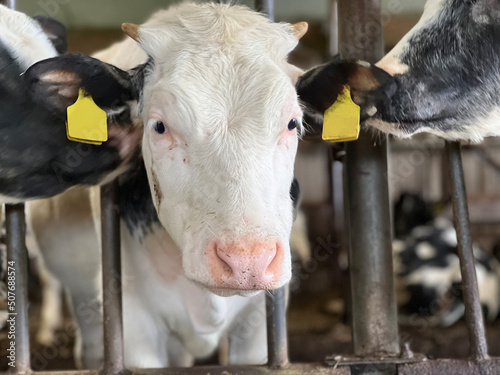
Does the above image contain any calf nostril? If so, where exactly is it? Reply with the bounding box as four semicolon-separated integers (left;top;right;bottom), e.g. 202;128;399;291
263;247;277;274
216;250;234;275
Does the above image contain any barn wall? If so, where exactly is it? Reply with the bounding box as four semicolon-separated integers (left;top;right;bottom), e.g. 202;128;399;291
16;0;425;29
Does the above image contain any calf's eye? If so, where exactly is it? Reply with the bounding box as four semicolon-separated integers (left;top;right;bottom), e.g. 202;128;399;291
154;121;167;134
288;118;298;131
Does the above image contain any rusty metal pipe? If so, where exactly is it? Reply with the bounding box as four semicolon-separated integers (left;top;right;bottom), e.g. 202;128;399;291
338;0;400;360
101;182;128;375
444;141;488;361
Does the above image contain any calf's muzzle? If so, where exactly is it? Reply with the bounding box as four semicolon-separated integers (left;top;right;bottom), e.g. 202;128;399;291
207;238;284;290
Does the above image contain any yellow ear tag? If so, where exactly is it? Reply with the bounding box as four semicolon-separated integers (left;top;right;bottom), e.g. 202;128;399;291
66;89;108;145
322;85;360;142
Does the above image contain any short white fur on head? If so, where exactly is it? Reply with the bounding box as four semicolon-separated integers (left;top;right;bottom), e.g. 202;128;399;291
0;5;57;69
125;3;299;64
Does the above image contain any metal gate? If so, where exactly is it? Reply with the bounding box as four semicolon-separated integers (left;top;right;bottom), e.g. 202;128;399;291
2;0;499;374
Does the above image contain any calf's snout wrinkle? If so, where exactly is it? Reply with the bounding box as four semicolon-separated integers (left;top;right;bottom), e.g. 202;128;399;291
208;239;283;290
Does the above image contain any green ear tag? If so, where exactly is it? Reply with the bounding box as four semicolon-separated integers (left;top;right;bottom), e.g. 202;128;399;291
66;89;108;145
322;85;360;142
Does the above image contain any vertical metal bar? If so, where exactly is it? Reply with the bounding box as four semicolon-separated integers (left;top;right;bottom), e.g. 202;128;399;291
0;0;16;8
444;141;488;361
338;0;400;361
4;1;29;372
5;204;30;374
101;181;127;375
266;288;288;368
329;0;339;56
254;0;288;368
255;0;274;21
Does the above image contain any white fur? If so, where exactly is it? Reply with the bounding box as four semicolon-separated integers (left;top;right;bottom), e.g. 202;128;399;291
366;108;500;143
290;210;311;265
0;5;57;70
376;0;447;75
415;242;437;260
0;194;24;205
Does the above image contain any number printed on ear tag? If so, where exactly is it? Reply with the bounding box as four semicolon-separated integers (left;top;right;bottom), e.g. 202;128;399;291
322;85;360;142
66;89;108;145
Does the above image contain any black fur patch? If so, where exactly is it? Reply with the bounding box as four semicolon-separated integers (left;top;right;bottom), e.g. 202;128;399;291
118;156;160;240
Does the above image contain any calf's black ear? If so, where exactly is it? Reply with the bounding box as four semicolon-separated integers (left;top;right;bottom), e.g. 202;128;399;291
33;15;68;54
296;59;395;134
24;53;141;120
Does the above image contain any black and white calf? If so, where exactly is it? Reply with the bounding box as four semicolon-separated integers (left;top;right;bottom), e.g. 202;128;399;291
371;0;500;142
295;0;500;142
393;193;500;326
0;5;140;204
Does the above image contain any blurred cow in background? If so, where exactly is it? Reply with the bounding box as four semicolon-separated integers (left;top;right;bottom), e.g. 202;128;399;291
393;192;500;326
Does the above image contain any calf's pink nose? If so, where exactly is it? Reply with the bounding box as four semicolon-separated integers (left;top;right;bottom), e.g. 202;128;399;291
208;239;283;290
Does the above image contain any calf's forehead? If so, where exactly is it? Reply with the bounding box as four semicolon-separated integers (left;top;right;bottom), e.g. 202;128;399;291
144;50;299;140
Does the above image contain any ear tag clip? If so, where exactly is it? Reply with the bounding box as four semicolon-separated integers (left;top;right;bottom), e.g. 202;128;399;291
67;89;108;145
322;85;360;142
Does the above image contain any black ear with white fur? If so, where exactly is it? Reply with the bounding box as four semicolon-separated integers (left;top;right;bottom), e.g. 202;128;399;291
24;53;141;121
296;59;395;135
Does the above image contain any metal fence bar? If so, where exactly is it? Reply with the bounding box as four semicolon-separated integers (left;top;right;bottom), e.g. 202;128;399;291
253;0;289;369
100;182;128;375
254;0;288;369
2;3;30;374
338;0;400;362
266;288;289;368
255;0;274;21
1;0;15;8
5;204;30;374
444;141;488;361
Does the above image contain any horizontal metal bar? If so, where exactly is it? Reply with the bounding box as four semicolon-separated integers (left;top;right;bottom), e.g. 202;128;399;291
399;359;500;375
18;364;351;375
4;359;500;375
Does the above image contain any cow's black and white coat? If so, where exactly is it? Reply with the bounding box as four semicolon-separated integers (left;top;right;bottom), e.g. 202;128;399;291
0;5;144;204
393;193;500;326
371;0;500;142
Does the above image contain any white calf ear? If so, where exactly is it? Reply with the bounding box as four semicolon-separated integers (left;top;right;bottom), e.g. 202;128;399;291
292;22;308;40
